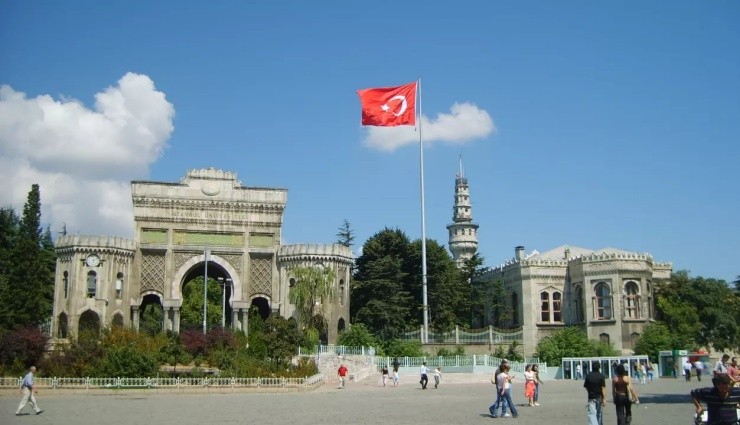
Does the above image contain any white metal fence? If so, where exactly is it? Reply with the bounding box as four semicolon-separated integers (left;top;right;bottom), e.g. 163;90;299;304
400;326;524;344
0;374;325;391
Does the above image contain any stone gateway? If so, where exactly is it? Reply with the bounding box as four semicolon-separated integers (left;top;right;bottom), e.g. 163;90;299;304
51;168;351;343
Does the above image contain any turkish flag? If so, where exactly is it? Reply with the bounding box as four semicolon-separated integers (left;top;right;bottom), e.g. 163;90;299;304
357;82;417;127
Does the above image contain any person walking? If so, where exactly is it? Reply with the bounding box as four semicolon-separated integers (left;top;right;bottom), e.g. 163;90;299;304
433;367;442;389
391;357;400;386
419;362;429;390
490;364;518;418
612;364;639;425
695;359;704;382
381;365;389;387
532;364;544;406
684;359;693;382
584;362;606;425
524;364;536;406
639;363;647;384
713;354;730;377
15;366;43;416
576;363;583;380
337;364;348;389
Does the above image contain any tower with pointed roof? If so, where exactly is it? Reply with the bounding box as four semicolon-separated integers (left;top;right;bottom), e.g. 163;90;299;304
446;156;479;268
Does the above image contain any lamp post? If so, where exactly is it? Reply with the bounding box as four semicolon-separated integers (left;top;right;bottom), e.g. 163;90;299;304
203;248;210;334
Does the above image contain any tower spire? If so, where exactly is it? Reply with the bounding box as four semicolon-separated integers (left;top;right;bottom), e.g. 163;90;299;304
446;157;479;268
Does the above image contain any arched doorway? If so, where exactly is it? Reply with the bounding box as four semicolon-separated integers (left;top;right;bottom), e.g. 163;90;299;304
179;261;234;331
112;313;124;328
312;314;328;345
337;317;346;334
140;294;163;335
79;310;100;336
250;297;271;320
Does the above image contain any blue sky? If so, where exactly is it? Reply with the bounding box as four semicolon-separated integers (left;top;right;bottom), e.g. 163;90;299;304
1;1;738;283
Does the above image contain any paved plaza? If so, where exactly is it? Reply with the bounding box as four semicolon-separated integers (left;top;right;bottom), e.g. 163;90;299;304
2;375;701;424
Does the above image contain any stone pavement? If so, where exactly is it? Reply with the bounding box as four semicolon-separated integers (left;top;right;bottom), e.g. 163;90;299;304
1;375;702;424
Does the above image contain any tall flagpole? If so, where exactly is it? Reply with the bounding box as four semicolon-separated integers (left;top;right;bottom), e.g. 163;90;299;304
418;78;429;343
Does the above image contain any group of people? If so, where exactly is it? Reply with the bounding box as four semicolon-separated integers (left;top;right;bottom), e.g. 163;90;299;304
418;362;442;389
584;362;641;425
488;359;544;418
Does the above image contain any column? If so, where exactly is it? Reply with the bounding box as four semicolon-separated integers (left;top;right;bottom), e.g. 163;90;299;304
174;308;181;334
232;309;239;331
162;307;169;332
132;306;140;331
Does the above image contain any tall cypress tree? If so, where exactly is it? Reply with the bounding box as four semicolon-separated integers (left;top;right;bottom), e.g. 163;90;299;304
6;185;55;328
0;208;20;330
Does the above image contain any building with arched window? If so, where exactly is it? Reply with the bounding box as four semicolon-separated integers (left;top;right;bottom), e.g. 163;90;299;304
476;245;672;357
51;168;352;344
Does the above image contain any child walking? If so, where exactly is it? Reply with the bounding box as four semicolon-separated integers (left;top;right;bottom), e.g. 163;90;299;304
434;367;442;389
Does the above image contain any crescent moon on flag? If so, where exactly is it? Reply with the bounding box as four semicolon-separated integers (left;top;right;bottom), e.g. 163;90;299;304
382;95;408;116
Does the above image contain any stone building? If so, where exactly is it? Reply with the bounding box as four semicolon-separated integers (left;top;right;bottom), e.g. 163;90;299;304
476;245;672;357
51;168;352;343
444;161;672;357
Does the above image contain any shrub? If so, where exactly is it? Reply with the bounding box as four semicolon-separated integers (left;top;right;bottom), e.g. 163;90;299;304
0;327;50;374
97;346;160;377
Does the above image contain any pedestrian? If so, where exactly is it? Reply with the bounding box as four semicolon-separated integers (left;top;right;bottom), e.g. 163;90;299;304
672;362;678;379
489;364;508;418
612;363;639;425
684;359;693;382
392;357;400;387
713;354;730;377
433;366;442;389
337;363;348;388
532;364;544;406
15;366;43;416
646;362;654;382
695;359;704;382
419;362;429;390
584;361;606;425
576;363;583;380
524;364;536;406
727;357;740;386
490;363;518;418
691;373;740;424
381;365;389;387
639;362;647;384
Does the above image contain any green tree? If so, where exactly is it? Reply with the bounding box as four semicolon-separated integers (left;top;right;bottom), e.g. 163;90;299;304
337;323;380;349
656;270;739;351
179;277;222;330
288;266;336;330
352;228;415;340
535;327;618;366
4;185;55;328
633;322;673;362
336;218;355;247
262;314;301;367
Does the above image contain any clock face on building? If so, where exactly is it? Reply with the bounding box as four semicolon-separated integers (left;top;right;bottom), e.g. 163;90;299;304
85;254;100;267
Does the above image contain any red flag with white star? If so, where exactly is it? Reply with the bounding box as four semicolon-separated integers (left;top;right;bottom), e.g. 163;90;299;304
356;82;417;126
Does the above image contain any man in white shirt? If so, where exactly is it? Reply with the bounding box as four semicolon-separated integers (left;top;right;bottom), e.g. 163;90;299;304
713;354;729;376
684;360;693;382
694;360;704;382
419;362;429;389
15;366;42;416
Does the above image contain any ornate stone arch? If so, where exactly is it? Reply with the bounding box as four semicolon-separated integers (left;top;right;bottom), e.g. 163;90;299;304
171;253;242;302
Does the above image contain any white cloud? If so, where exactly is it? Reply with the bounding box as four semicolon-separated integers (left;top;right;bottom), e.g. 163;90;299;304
0;73;174;237
362;102;496;152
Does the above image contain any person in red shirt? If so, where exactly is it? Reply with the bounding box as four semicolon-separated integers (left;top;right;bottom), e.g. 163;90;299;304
338;364;348;388
727;357;740;386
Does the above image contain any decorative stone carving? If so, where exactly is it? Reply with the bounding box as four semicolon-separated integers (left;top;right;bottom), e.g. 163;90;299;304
141;252;166;294
250;255;272;296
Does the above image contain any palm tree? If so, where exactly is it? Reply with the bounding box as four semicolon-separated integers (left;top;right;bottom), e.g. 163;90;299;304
288;266;337;330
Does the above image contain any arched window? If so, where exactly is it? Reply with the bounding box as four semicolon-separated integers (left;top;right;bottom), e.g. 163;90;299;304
540;292;550;322
646;280;653;319
630;332;640;348
63;271;69;298
289;278;296;287
624;281;640;319
112;313;124;328
511;292;519;325
339;279;345;306
574;285;584;323
599;333;610;345
594;282;612;320
87;271;97;298
553;292;562;322
115;272;124;299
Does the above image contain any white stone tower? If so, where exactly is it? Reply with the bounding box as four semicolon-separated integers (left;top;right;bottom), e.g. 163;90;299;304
446;156;479;267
